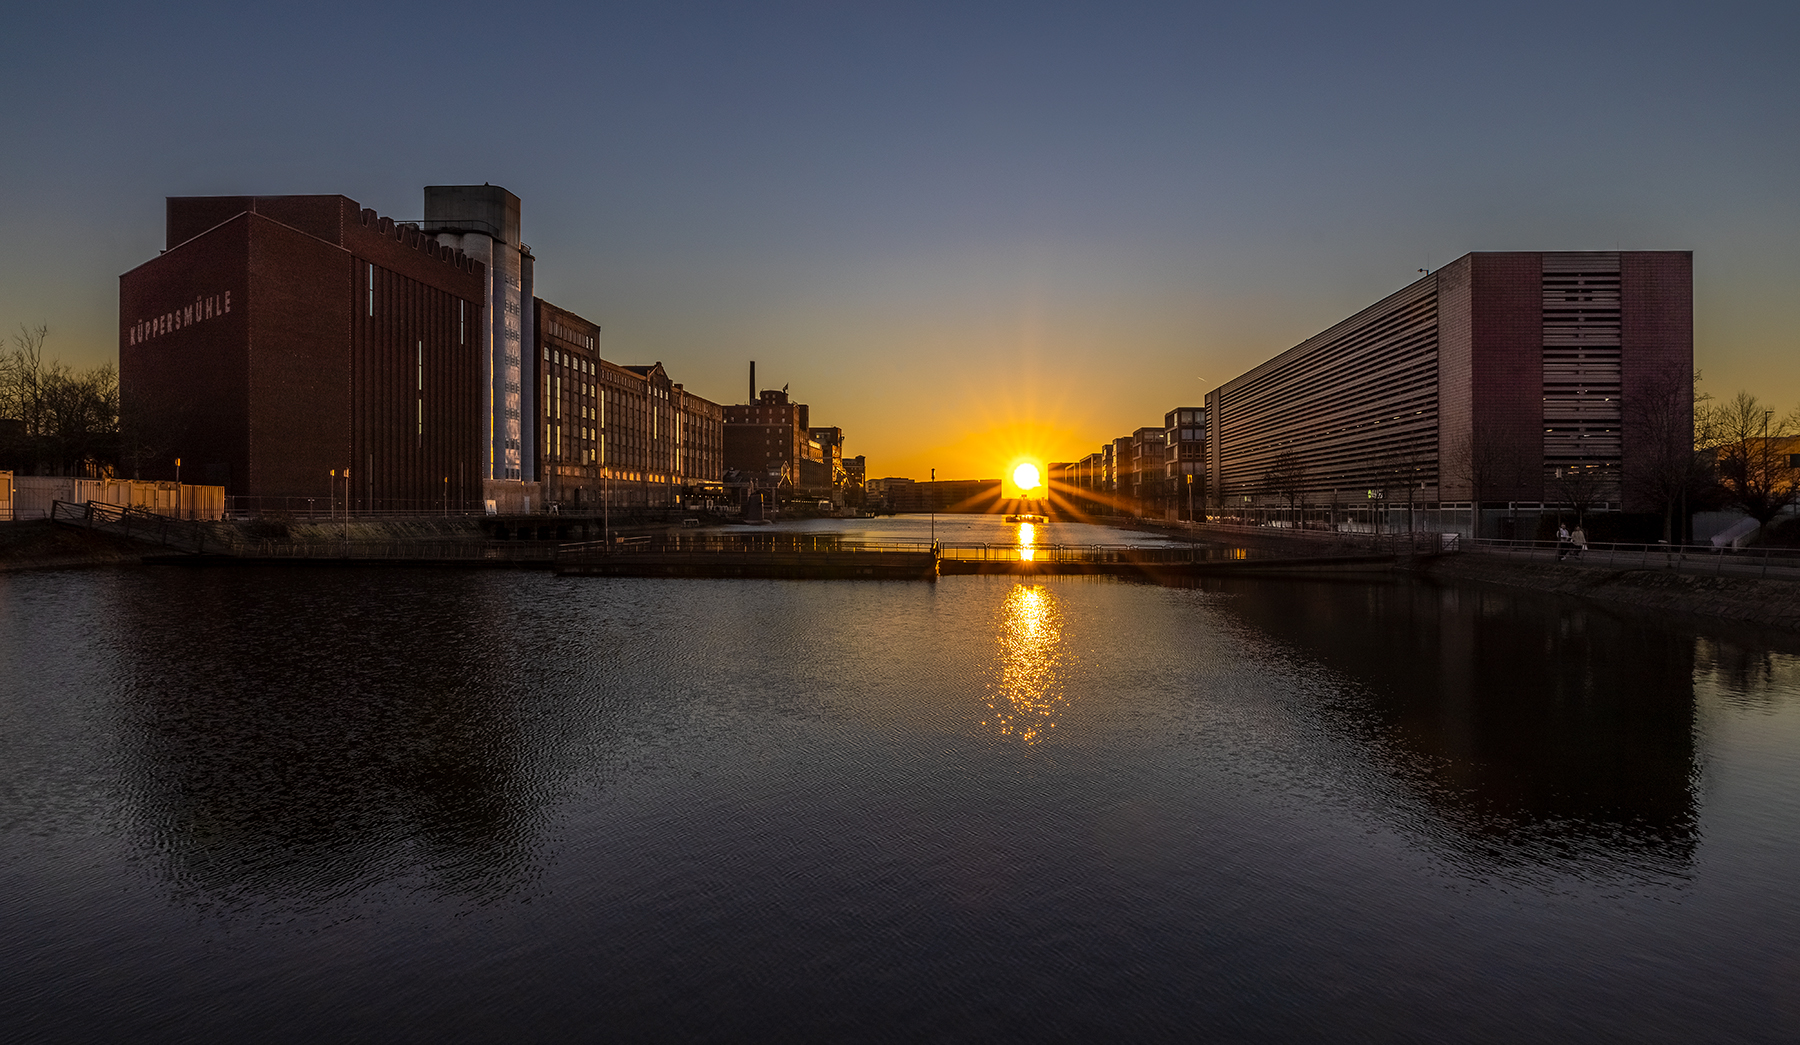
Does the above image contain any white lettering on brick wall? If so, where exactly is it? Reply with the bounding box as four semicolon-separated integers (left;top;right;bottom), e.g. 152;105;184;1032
126;291;231;346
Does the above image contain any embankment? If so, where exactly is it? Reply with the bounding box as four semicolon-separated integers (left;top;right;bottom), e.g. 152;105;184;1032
1406;554;1800;632
0;519;149;571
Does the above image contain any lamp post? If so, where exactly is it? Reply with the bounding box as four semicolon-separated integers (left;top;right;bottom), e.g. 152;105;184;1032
1187;472;1196;558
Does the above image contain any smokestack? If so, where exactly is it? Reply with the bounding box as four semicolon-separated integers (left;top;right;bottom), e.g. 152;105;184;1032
750;361;756;403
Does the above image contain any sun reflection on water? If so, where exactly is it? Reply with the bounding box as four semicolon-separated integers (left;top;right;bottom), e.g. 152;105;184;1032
1017;521;1036;562
983;583;1067;744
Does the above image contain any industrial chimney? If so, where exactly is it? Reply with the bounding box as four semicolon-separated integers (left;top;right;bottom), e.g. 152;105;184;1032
750;361;756;403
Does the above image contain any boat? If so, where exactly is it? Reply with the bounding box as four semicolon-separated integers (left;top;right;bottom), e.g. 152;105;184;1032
1004;513;1048;524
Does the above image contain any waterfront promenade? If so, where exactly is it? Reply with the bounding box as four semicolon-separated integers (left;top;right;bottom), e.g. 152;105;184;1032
15;503;1798;631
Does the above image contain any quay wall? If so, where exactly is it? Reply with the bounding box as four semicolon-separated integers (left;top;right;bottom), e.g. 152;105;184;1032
1405;554;1800;632
0;520;148;571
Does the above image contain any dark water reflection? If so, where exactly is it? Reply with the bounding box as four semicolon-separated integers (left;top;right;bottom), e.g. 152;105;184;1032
1204;577;1700;873
3;567;1798;1043
103;570;542;902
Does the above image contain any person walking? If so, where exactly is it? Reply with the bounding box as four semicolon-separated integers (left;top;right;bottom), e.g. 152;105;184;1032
1571;522;1589;561
1556;521;1571;561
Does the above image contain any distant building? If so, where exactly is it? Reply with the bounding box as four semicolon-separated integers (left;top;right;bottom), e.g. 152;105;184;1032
1127;427;1165;517
888;479;1002;514
535;300;601;507
534;298;724;509
808;426;847;494
1164;407;1208;521
866;476;911;510
1068;452;1109;515
725;387;813;487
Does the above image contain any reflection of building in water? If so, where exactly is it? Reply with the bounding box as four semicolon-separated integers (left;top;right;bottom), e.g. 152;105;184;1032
1209;577;1699;870
106;572;547;902
985;584;1067;743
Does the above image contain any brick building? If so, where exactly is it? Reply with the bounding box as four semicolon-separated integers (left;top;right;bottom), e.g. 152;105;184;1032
534;298;725;510
120;194;487;511
725;387;814;487
535;300;601;507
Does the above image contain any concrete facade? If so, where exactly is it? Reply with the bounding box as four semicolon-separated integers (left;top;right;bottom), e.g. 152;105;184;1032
423;185;535;496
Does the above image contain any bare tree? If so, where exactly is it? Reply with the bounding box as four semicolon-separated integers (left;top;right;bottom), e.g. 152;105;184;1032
1623;368;1713;542
1262;449;1306;525
1713;390;1800;531
0;325;122;477
1375;443;1432;534
1548;463;1614;525
0;325;50;450
1442;433;1530;540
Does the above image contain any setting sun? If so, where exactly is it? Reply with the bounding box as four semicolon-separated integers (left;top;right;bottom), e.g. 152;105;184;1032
1012;462;1042;492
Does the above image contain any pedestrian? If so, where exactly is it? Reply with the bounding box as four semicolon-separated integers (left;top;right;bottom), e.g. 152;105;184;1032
1556;521;1571;561
1571;522;1588;561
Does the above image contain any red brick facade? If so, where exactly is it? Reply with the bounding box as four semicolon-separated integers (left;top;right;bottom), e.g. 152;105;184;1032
120;196;486;510
1619;252;1695;511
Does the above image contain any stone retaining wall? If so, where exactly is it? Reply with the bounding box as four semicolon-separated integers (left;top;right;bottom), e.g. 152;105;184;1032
1407;555;1800;632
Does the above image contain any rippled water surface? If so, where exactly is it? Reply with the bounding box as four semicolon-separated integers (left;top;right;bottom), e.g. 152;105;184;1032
4;537;1800;1042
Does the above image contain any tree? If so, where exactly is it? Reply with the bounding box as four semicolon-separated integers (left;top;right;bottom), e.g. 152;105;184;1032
1442;433;1531;540
1370;443;1432;534
1623;368;1712;542
1548;462;1614;526
1712;390;1800;531
1262;449;1306;524
0;325;122;477
0;325;50;460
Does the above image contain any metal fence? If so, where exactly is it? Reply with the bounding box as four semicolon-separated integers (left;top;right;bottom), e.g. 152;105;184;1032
558;533;935;558
1467;537;1800;581
226;539;564;563
1191;522;1460;555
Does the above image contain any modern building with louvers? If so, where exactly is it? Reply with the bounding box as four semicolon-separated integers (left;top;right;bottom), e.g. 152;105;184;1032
1203;251;1692;526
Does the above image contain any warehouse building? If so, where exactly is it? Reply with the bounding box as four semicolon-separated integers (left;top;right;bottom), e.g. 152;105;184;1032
534;299;724;510
120;194;488;512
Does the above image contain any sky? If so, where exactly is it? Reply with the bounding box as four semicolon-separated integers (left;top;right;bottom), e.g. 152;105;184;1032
3;1;1796;481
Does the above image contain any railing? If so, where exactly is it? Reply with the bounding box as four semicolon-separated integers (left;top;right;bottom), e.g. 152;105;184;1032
556;533;937;563
1189;521;1460;555
229;539;563;562
553;532;1443;569
1468;537;1800;580
51;500;219;553
937;542;1224;565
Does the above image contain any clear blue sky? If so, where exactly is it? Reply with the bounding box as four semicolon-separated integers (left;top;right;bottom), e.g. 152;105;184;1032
3;1;1795;478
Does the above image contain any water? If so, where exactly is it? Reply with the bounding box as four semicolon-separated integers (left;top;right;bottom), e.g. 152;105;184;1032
3;519;1799;1042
